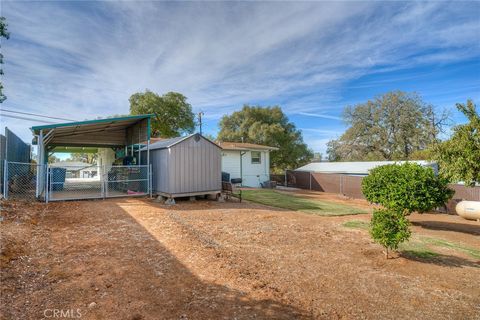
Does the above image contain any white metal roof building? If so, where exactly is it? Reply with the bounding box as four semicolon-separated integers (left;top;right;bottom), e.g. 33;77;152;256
295;161;438;176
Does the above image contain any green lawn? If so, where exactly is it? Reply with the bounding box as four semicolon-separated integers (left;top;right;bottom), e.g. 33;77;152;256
242;189;368;216
342;219;480;259
420;236;480;259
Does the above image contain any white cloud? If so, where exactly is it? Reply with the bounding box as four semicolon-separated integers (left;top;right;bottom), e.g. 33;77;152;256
1;1;479;147
298;113;343;121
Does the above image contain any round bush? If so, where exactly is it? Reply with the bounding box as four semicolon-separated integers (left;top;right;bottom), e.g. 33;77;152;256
361;162;453;214
370;208;411;258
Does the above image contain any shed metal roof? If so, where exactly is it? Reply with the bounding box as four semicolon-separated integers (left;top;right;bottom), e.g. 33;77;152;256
143;133;220;151
295;160;436;175
147;136;191;150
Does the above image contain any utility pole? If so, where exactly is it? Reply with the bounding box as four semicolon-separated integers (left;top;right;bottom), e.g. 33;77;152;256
198;111;204;135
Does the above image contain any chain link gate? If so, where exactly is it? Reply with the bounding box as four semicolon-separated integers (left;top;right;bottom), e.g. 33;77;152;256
46;164;150;202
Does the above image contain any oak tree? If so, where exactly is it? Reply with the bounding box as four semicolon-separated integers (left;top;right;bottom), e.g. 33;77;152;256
129;90;195;138
218;105;313;172
327;91;448;161
432;100;479;187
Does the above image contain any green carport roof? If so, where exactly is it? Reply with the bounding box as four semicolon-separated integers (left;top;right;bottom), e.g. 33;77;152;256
31;114;152;148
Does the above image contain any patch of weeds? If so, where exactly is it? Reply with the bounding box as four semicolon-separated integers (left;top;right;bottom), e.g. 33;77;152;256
399;239;440;259
342;220;369;230
420;237;480;259
402;249;439;259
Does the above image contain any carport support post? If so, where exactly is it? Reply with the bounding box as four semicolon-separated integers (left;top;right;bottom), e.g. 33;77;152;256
36;130;44;199
138;125;141;165
45;165;48;203
147;117;151;197
147;139;151;198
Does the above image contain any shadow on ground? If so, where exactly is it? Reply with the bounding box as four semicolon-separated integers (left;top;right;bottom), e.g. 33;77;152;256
400;251;479;268
0;198;310;320
411;220;480;236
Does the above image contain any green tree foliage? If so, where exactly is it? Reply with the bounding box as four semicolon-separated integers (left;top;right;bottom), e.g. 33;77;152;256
69;153;98;164
129;90;195;138
432;100;479;187
362;163;453;214
48;155;60;164
370;208;411;259
1;17;10;103
327;91;449;161
217;105;313;172
408;149;433;160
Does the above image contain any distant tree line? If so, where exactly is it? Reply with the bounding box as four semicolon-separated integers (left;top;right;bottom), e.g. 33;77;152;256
326;91;478;186
326;91;450;161
128;90;313;172
126;89;478;185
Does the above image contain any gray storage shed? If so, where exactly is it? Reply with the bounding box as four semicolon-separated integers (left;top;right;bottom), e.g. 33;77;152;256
143;133;222;199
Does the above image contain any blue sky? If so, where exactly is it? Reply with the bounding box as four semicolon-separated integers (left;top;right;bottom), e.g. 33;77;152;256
1;1;479;156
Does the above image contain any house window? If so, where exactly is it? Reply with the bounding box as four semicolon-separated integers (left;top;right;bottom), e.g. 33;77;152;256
251;151;261;164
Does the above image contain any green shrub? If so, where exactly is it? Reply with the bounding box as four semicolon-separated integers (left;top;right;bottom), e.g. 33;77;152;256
370;209;411;258
361;162;453;214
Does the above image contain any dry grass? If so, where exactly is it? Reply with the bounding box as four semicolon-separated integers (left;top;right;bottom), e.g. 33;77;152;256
1;198;479;320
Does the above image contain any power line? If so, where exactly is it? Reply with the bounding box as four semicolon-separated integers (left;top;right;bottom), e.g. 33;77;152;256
0;108;76;121
0;113;57;124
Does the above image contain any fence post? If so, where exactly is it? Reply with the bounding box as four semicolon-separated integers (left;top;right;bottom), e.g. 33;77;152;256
309;172;312;190
45;165;49;203
102;165;106;200
49;166;53;203
149;164;153;198
35;163;40;198
339;175;343;195
3;160;7;199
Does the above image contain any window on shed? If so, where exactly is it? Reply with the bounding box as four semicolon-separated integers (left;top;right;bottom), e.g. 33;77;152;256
251;151;261;164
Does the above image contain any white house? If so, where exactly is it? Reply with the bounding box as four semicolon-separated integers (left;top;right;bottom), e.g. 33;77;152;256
218;142;278;187
50;161;99;179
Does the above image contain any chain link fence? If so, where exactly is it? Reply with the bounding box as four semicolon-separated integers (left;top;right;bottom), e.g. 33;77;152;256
2;161;151;202
48;164;102;201
104;165;149;198
47;164;150;201
3;161;41;200
285;170;480;213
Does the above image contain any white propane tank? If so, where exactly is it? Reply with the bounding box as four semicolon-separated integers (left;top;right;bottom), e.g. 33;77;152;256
456;201;480;221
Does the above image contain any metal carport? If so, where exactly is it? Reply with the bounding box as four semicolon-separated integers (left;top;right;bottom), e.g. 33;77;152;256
31;114;152;201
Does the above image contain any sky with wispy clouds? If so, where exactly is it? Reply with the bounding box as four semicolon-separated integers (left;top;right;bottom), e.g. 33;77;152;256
1;1;479;155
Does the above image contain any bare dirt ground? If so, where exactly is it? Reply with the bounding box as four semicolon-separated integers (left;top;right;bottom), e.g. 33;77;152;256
1;195;479;320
